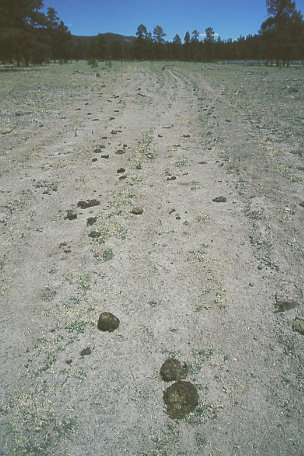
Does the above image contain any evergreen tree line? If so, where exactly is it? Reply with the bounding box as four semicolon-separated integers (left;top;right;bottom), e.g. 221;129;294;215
131;14;304;65
1;0;303;66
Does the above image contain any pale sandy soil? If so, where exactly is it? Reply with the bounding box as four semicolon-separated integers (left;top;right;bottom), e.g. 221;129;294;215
0;61;304;456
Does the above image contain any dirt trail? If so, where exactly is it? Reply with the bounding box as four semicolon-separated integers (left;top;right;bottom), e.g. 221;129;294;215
0;61;303;455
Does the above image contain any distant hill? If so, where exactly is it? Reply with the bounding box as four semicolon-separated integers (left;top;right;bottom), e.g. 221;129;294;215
71;33;136;47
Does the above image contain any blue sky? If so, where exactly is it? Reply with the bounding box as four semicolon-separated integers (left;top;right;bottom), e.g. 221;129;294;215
42;0;304;41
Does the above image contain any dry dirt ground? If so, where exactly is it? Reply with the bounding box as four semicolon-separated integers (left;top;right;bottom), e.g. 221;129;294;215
0;61;304;456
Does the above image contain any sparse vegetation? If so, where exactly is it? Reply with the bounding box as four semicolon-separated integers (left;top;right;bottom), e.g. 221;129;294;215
1;50;303;456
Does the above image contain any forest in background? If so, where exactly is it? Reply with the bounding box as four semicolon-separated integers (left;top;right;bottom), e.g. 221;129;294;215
0;0;303;66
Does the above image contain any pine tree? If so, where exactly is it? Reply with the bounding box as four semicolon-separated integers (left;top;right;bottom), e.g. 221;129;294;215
96;34;109;61
183;32;191;61
134;24;152;60
153;25;166;44
0;0;46;65
191;30;199;42
111;40;123;60
204;27;216;61
260;0;304;65
172;34;182;60
136;24;148;41
0;1;71;65
184;31;190;45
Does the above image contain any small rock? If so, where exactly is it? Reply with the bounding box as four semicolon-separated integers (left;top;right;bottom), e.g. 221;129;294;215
299;202;304;208
292;318;304;335
115;149;125;155
77;199;100;209
163;381;199;419
212;196;227;203
98;312;120;332
66;359;72;365
158;134;163;137
167;176;176;181
101;154;110;159
65;210;77;220
131;207;144;215
183;134;190;138
257;264;263;270
119;175;127;180
92;158;98;162
80;347;92;356
117;168;125;173
160;359;187;382
136;164;142;169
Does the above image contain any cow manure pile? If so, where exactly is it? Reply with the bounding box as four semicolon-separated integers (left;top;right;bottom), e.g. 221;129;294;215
94;146;105;153
131;207;144;215
163;381;199;419
87;217;97;226
292;317;304;335
65;210;77;220
212;196;227;203
160;358;199;419
97;312;120;332
160;358;187;382
88;231;101;239
77;199;100;209
274;300;297;313
95;313;199;419
80;347;92;356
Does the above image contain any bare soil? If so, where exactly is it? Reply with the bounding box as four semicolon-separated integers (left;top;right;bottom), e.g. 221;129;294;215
0;61;304;456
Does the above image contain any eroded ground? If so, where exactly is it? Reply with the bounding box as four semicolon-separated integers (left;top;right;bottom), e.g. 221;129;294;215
0;61;304;455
